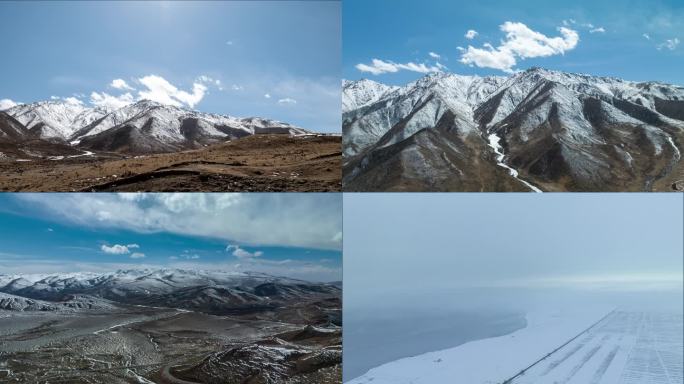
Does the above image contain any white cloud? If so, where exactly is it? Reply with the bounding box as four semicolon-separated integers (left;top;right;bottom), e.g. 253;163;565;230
137;75;207;108
643;33;651;40
277;97;297;105
562;19;576;26
428;52;441;59
173;252;201;260
226;244;263;259
435;62;448;70
90;91;135;110
231;84;244;91
196;75;211;82
460;21;579;73
0;99;19;110
589;27;606;33
64;97;83;106
226;41;233;46
47;228;54;232
110;79;135;91
16;194;342;250
101;244;131;255
355;59;442;75
87;75;221;110
50;96;83;106
130;252;145;259
465;29;478;39
264;93;271;99
127;244;140;249
657;37;680;50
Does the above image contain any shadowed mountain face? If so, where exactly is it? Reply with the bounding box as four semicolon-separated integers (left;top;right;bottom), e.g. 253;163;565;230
343;68;684;192
0;112;28;142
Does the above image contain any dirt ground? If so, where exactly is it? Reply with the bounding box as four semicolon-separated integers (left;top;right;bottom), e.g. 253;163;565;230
0;134;341;192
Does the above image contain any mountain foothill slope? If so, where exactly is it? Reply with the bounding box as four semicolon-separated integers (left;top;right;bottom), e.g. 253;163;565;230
342;68;684;192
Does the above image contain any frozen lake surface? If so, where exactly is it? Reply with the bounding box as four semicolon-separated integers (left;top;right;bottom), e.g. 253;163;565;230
347;309;683;384
343;309;526;381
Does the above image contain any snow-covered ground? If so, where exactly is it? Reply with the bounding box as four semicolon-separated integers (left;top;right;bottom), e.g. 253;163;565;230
515;311;683;384
346;309;683;384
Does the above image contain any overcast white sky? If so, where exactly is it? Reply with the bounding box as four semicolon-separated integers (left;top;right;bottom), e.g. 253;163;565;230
344;193;683;310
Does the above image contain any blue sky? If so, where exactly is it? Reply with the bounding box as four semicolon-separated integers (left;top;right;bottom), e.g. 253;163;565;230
344;0;684;85
0;1;340;132
0;193;342;282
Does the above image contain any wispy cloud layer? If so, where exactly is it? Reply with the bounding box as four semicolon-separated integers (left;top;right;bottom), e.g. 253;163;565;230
277;97;297;105
658;37;680;50
13;193;342;250
356;59;442;75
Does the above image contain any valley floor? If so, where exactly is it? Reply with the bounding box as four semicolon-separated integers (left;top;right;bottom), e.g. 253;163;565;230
0;306;341;383
0;134;341;192
346;309;683;384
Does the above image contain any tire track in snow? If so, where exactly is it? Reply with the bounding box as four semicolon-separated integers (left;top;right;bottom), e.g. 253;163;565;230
559;344;603;384
541;335;593;376
504;310;615;384
590;345;620;384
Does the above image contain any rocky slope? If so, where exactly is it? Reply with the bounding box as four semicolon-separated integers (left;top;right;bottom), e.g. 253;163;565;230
173;325;342;384
343;68;684;191
0;112;29;142
0;292;118;312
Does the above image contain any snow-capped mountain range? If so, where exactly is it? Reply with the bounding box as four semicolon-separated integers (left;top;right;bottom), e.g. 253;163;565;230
343;68;684;191
0;269;340;313
0;99;309;153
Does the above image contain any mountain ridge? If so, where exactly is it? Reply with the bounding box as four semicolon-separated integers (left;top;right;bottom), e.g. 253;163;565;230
2;99;310;154
343;68;684;191
0;268;341;315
